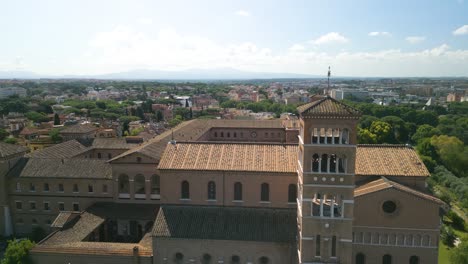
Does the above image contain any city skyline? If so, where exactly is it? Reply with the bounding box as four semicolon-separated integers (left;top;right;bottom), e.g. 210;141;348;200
1;0;468;77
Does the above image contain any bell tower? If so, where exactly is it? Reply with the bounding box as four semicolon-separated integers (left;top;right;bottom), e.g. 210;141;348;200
297;96;360;264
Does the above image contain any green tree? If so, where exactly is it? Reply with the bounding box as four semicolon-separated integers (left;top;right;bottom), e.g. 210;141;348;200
1;239;35;264
25;111;49;123
357;128;377;144
49;129;62;143
3;137;18;144
431;135;468;177
0;129;9;140
53;113;60;125
441;225;456;247
411;124;441;144
450;239;468;264
369;121;392;143
169;115;183;127
156;110;164;122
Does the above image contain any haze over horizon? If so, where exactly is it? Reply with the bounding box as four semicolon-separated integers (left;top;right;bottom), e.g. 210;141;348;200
1;0;468;77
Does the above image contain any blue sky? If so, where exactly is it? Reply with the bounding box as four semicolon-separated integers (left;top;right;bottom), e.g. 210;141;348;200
1;0;468;77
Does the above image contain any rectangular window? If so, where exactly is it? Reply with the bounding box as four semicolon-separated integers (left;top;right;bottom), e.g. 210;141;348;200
59;202;65;211
88;184;94;193
43;183;49;192
73;203;80;211
58;183;64;192
73;184;79;193
15;201;22;210
15;182;21;192
316;235;321;256
30;202;36;211
102;184;108;193
44;202;50;211
29;183;35;192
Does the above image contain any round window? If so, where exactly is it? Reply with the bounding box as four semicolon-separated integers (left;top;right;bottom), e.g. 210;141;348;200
382;201;397;214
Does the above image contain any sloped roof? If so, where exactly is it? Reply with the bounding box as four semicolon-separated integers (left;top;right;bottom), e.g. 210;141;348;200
209;119;283;128
91;138;134;150
356;145;430;177
7;158;112;179
60;124;98;134
297;96;361;118
158;142;298;173
109;119;211;162
355;177;444;205
27;140;88;159
0;142;28;159
152;205;296;243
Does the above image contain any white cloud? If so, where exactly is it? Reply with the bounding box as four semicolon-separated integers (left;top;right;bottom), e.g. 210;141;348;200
235;10;250;17
368;31;391;37
453;25;468;35
312;32;349;45
70;27;468;77
289;44;305;52
406;36;426;44
137;18;153;25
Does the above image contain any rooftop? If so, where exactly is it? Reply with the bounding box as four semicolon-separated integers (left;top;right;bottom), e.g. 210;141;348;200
356;144;430;177
152;205;296;243
355;177;444;205
158;142;298;173
26;139;88;159
0;142;28;159
60;124;98;134
7;158;112;179
91;138;135;149
297;96;361;118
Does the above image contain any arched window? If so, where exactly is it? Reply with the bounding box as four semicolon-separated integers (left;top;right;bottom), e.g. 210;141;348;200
202;253;212;264
207;181;216;200
409;256;419;264
331;235;337;257
316;235;321;256
383;254;392;264
134;174;145;195
312;128;318;143
118;174;130;193
330;154;337;173
151;174;160;195
288;184;297;203
341;128;349;144
261;183;269;202
234;182;242;201
174;252;184;263
231;255;240;264
181;181;190;199
356;253;365;264
321;154;328;172
259;256;269;264
338;156;346;173
312;154;319;172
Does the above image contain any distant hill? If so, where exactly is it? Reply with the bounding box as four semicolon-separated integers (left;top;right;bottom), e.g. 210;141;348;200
0;68;320;80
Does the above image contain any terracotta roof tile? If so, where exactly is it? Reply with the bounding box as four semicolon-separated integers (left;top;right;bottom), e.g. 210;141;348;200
27;140;88;159
0;142;28;159
158;142;298;173
152;205;297;243
60;124;98;134
356;145;430;177
355;177;444;205
297;96;361;118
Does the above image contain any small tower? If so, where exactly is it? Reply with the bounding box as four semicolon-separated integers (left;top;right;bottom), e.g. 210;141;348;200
297;96;361;263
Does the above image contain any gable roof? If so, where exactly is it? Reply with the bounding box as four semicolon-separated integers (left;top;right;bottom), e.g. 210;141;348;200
26;140;88;159
0;142;28;159
355;177;444;205
158;142;298;173
297;96;361;118
152;205;296;243
7;158;112;179
60;124;98;134
356;144;430;177
108;119;212;162
91;138;134;150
